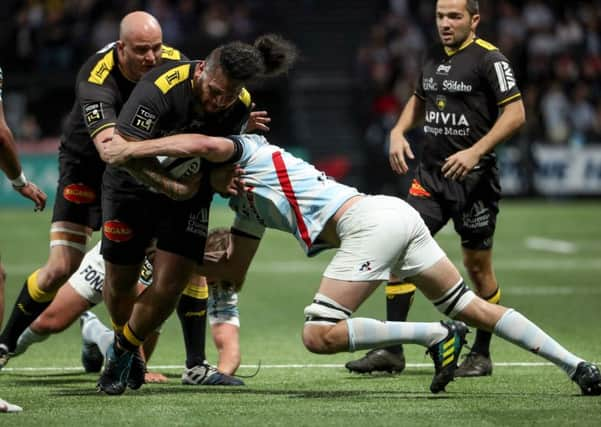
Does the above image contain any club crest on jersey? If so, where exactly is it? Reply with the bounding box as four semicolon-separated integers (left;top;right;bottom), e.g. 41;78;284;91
131;105;157;133
83;102;104;126
436;95;446;111
436;64;451;75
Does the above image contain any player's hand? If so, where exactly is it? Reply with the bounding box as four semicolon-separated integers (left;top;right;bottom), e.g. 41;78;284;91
101;134;131;165
442;147;480;180
144;371;168;383
246;103;271;133
210;164;246;197
388;132;414;175
15;182;47;211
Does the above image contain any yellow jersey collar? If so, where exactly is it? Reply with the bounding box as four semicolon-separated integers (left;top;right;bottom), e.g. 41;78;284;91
444;36;476;57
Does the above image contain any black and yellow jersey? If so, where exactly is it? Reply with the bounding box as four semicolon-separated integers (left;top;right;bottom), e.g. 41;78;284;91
60;42;184;160
105;60;252;190
116;60;251;140
415;37;522;169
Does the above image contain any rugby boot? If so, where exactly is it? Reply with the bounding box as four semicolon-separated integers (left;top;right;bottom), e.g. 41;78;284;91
345;348;406;374
97;343;133;395
0;344;12;371
427;320;469;393
572;361;601;396
182;362;244;385
126;347;146;390
455;351;493;377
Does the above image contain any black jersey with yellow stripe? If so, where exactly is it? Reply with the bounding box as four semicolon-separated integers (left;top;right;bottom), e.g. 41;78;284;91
104;60;252;192
60;43;185;160
116;60;251;141
415;37;522;169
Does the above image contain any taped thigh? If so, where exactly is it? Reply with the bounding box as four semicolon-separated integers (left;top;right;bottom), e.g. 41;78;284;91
50;225;91;253
431;280;476;318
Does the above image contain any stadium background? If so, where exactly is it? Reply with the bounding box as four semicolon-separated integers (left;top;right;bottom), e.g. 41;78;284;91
1;0;601;205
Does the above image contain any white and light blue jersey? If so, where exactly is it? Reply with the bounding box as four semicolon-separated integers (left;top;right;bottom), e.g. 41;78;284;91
229;134;361;256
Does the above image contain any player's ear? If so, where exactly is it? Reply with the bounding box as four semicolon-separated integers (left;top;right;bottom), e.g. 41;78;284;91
470;13;480;29
116;40;126;55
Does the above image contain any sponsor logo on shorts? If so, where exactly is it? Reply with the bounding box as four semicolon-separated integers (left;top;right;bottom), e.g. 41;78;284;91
103;220;133;242
186;208;209;237
80;264;104;293
63;184;96;204
131;105;157;133
83;102;104;126
359;261;372;272
462;201;490;229
409;179;431;198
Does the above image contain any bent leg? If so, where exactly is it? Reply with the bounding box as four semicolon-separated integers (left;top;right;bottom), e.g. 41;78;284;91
0;222;90;352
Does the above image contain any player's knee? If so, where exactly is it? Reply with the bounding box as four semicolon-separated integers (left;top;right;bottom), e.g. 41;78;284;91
303;293;352;354
41;261;79;291
302;325;333;354
34;312;70;334
431;279;477;319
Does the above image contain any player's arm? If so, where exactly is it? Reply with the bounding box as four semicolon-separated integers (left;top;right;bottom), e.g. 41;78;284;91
443;99;525;178
389;94;426;175
0;104;47;210
119;143;201;201
442;52;526;180
103;132;238;165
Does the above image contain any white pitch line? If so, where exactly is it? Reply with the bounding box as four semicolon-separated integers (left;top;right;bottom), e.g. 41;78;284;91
525;237;577;254
4;361;597;372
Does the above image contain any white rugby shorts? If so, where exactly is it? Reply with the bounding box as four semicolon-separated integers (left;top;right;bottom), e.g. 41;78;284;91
69;241;105;305
323;195;445;282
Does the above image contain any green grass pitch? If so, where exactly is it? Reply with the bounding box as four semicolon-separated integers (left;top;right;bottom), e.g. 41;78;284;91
0;200;600;426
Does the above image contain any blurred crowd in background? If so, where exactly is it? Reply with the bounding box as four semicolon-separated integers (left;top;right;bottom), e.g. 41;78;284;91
0;0;274;140
1;0;600;195
356;0;601;152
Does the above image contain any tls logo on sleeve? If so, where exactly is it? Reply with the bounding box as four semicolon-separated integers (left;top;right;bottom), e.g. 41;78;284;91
84;102;104;126
131;105;157;133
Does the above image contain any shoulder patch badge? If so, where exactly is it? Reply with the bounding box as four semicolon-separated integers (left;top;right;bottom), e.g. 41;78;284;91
131;105;157;133
83;102;104;126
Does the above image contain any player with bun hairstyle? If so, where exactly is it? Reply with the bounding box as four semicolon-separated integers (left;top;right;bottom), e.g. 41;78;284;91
97;34;297;395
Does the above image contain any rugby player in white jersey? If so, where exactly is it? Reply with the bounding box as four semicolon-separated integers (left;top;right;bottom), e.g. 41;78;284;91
102;132;601;396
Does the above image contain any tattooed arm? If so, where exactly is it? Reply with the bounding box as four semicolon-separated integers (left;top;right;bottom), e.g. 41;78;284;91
123;158;201;201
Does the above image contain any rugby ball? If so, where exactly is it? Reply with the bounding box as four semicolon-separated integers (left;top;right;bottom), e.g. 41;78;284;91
157;156;203;179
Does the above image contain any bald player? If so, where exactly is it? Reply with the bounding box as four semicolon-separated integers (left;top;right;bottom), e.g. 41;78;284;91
0;11;185;366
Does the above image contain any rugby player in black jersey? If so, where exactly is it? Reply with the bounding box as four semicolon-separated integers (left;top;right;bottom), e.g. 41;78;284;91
96;34;297;395
0;11;187;370
346;0;526;377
